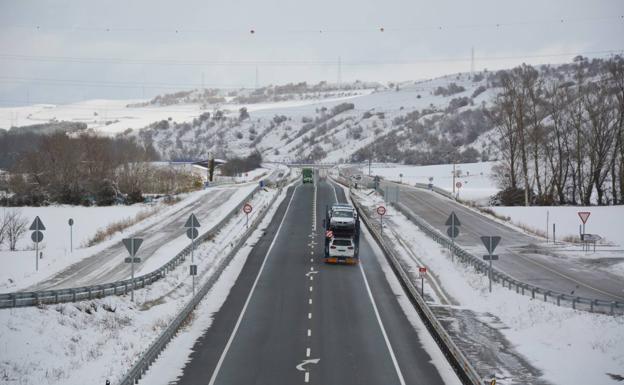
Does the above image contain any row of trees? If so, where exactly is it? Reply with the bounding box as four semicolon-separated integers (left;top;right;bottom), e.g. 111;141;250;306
492;56;624;205
4;133;164;205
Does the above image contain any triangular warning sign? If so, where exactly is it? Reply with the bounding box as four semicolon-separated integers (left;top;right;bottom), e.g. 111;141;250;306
577;212;590;224
123;238;143;257
480;236;501;254
184;213;201;228
445;212;461;227
29;216;46;231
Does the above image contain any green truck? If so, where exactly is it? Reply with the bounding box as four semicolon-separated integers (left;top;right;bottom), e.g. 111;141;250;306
302;168;314;184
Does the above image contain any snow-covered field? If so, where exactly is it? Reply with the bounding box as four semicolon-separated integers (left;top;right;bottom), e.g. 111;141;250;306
488;206;624;246
367;161;498;202
0;183;285;385
352;188;624;385
0;204;152;290
0;91;372;136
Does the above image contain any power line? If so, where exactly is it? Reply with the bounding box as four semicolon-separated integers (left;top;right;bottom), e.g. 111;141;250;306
4;14;622;35
0;49;621;67
0;76;251;90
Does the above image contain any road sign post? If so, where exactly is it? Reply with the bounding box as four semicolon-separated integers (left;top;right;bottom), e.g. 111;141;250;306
243;203;253;229
185;213;201;295
445;212;460;262
418;267;427;298
481;236;501;293
122;238;143;302
577;211;590;250
68;218;74;253
377;206;386;236
29;216;46;272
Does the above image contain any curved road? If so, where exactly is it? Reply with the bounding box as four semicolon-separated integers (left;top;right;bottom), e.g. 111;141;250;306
359;172;624;303
27;186;244;291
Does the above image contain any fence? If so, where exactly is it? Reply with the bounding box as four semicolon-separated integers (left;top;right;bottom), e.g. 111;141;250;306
0;185;261;309
118;186;283;385
350;192;483;385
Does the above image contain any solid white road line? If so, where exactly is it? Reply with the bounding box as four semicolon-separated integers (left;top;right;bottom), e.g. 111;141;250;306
359;262;407;385
207;185;299;385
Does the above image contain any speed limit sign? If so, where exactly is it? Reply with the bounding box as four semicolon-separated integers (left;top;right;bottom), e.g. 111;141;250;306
377;206;386;216
455;182;462;189
243;203;252;214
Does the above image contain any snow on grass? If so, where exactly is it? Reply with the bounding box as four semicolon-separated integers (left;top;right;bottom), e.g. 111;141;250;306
138;183;291;385
367;161;498;203
353;189;624;385
0;204;151;290
0;185;284;385
489;206;624;247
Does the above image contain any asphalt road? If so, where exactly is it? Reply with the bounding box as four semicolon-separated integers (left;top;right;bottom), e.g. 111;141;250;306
172;178;453;385
27;186;240;291
372;176;624;302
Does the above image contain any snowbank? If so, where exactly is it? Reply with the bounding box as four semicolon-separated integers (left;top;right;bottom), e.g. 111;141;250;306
353;189;624;385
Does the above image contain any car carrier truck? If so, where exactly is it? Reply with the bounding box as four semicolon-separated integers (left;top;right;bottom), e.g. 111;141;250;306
323;203;360;264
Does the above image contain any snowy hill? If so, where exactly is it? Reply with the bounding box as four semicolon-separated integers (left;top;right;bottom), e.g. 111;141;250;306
2;58;612;165
120;73;500;163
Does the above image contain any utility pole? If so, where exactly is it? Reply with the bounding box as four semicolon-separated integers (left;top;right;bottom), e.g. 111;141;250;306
452;162;456;195
338;56;342;89
470;46;475;76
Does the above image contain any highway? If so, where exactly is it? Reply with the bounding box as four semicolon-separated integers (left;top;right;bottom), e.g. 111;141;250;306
171;179;455;385
26;186;244;291
369;175;624;303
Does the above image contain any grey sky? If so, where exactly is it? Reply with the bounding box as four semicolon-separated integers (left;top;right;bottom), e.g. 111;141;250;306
1;0;622;105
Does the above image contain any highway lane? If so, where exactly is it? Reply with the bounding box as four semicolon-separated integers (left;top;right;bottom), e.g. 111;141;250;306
26;186;244;291
371;175;624;302
172;179;454;385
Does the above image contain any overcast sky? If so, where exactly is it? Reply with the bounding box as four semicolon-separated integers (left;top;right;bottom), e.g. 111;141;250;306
0;0;622;105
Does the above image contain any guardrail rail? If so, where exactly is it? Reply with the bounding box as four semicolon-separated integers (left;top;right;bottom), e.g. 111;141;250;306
118;185;285;385
349;191;483;385
0;185;262;308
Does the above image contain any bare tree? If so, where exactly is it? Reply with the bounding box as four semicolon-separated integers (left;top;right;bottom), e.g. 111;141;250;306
0;213;8;247
5;210;27;251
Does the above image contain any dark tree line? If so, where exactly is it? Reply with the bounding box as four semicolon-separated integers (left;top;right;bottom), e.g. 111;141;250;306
4;132;160;205
491;56;624;205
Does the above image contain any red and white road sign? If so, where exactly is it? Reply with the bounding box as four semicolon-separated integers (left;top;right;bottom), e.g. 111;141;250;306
577;211;590;224
325;230;333;238
243;203;253;214
418;266;427;277
455;181;462;189
377;206;386;216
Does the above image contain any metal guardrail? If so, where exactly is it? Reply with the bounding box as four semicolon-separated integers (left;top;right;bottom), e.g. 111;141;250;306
391;200;624;315
0;185;262;309
118;186;282;385
412;182;455;199
349;192;483;385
